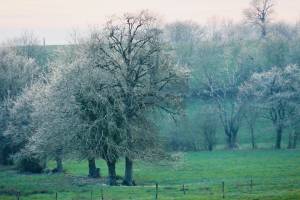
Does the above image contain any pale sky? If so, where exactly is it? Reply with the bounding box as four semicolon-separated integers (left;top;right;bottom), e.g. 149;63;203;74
0;0;299;44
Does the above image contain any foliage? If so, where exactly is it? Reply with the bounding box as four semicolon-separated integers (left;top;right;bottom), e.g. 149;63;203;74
0;46;40;165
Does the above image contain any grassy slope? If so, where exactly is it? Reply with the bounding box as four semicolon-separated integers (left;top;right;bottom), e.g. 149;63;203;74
0;149;300;200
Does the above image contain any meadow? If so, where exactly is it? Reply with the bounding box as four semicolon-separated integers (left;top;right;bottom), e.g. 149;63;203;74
0;149;299;200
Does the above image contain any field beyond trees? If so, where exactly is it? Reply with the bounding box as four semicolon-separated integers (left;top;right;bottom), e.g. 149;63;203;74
1;149;300;200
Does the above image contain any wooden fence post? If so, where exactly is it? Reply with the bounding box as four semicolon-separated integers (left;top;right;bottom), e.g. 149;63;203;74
155;183;158;200
16;191;20;200
182;184;186;195
55;192;58;200
90;190;93;200
250;177;253;193
101;187;104;200
222;181;225;199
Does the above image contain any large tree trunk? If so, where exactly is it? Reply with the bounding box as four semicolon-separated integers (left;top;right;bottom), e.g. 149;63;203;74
106;160;117;185
54;156;63;173
208;143;213;151
275;126;282;149
261;24;267;38
123;157;134;186
88;158;100;178
226;130;238;149
53;148;63;173
293;131;298;149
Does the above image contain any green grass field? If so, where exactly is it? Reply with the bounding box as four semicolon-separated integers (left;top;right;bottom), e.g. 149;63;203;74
0;149;300;200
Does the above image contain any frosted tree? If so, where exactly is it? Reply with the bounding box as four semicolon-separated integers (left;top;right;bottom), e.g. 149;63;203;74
241;65;300;149
0;46;39;165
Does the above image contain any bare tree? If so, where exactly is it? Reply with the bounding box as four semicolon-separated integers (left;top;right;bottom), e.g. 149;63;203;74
86;11;187;185
201;62;245;149
244;0;275;37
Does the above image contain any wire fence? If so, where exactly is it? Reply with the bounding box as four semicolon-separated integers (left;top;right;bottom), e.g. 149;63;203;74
4;177;300;200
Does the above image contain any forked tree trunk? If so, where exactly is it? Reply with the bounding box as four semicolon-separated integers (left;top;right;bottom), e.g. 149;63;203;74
123;157;134;186
107;160;117;185
226;130;239;149
88;158;100;178
275;126;282;149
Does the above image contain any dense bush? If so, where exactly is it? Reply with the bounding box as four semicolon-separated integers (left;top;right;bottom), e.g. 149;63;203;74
14;151;45;173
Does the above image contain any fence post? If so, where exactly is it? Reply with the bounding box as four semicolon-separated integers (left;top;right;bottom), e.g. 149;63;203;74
16;191;20;200
101;187;104;200
222;181;225;199
250;177;253;193
91;190;93;200
182;184;186;195
55;192;58;200
155;183;158;200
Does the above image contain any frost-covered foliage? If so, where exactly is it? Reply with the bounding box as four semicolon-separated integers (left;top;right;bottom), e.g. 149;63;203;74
0;46;40;165
5;86;36;147
4;81;48;172
0;47;40;101
21;11;187;185
29;63;83;172
241;64;300;149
